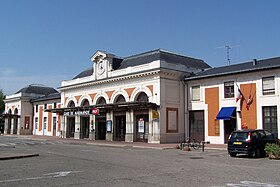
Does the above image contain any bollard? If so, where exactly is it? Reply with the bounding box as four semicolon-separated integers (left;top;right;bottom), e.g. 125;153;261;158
201;141;210;152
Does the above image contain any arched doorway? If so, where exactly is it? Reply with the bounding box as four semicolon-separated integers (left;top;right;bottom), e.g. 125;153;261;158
135;92;149;142
114;95;126;141
80;99;90;139
13;108;18;134
66;100;75;138
95;97;107;140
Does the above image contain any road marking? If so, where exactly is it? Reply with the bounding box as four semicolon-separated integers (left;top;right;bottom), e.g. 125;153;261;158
213;181;280;187
0;171;83;183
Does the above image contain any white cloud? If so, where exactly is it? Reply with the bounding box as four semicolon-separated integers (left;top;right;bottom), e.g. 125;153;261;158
0;67;17;76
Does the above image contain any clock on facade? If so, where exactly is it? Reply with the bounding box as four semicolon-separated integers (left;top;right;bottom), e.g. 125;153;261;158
97;60;105;75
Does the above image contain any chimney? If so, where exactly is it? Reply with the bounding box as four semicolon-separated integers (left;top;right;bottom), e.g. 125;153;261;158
253;59;257;66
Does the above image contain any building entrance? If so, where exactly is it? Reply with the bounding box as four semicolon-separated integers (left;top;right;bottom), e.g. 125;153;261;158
13;117;18;134
189;110;205;142
115;115;126;141
135;114;149;142
96;115;106;140
81;117;90;139
224;119;236;143
67;117;75;138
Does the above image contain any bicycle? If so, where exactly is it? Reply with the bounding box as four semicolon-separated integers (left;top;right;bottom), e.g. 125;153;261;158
180;137;200;150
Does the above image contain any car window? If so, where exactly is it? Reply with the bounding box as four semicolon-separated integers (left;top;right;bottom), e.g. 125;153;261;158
257;131;266;138
251;131;258;139
231;132;248;139
264;131;274;139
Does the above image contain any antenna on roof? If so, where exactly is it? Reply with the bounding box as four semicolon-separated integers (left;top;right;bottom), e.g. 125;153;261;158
216;45;240;65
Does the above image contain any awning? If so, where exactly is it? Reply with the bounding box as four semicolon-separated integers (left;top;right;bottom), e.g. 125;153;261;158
216;107;236;120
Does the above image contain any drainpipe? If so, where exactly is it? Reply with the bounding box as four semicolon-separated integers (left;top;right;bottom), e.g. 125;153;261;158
182;78;188;143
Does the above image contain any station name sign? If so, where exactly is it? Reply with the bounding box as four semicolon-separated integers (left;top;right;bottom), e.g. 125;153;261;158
64;110;90;116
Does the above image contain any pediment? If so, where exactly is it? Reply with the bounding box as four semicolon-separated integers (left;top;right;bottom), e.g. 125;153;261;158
90;50;115;62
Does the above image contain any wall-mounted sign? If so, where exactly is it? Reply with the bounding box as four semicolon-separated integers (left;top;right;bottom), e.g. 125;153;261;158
138;118;145;133
106;120;112;132
92;108;99;115
64;110;90;116
152;110;159;119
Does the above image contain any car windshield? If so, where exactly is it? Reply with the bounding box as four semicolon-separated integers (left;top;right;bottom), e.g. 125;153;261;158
231;132;248;139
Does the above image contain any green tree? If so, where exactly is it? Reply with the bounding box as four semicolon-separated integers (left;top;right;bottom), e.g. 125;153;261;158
0;89;5;114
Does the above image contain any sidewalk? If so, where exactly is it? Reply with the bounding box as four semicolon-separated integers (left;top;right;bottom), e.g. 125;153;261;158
11;134;227;150
0;135;227;160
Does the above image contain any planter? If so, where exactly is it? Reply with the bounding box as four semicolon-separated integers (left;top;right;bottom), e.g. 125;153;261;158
268;154;280;160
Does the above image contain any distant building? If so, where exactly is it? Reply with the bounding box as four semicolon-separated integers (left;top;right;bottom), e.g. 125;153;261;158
32;92;61;136
3;84;59;135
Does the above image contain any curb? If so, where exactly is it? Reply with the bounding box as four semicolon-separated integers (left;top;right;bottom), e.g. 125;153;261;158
0;153;39;160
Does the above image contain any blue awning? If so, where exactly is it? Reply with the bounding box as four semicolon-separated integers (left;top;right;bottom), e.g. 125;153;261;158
216;107;236;120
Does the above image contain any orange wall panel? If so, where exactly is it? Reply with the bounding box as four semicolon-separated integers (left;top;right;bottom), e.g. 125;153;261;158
48;105;52;131
89;93;97;102
124;88;135;98
106;91;114;101
205;87;220;136
57;114;61;132
39;106;43;131
240;83;257;129
74;95;81;104
147;85;154;95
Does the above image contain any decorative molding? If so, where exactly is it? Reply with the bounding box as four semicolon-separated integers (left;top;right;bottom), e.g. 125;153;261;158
60;70;160;91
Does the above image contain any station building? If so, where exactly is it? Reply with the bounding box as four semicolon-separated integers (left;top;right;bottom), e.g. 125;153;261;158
48;49;210;143
186;58;280;144
2;49;280;145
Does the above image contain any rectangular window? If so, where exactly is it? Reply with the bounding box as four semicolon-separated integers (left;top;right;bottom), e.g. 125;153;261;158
191;86;200;101
24;116;30;129
54;103;57;109
35;117;38;129
44;104;47;110
224;81;234;98
35;105;38;113
262;106;278;138
262;76;275;95
166;108;178;133
53;117;57;130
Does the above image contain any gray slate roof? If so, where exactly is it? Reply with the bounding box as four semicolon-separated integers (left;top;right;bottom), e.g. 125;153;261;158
16;84;58;96
31;92;61;102
73;49;210;79
119;49;210;70
73;68;93;79
186;57;280;80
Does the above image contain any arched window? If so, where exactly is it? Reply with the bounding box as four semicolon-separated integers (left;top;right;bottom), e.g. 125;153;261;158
97;97;106;105
14;108;18;115
136;92;148;102
8;109;12;114
81;99;90;107
115;95;125;103
67;100;75;108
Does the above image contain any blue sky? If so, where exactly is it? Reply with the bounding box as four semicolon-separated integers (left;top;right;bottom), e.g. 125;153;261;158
1;0;280;95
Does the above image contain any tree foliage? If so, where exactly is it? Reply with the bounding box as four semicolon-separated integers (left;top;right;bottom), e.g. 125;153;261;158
0;89;5;114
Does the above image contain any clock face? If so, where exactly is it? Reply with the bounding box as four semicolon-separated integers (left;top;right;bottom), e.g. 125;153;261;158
97;61;105;75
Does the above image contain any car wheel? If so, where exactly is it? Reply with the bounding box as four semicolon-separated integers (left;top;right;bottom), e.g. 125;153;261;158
229;153;237;157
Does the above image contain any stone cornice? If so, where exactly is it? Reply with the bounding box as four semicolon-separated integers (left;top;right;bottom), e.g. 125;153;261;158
59;70;160;91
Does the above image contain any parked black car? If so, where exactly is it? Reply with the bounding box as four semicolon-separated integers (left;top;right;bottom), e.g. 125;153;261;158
227;129;278;157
